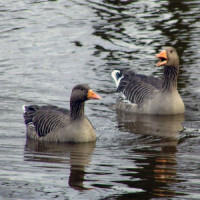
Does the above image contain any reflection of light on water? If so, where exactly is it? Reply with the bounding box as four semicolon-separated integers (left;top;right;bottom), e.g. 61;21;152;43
116;110;185;139
153;144;177;197
115;110;184;198
0;0;198;199
24;139;96;190
153;188;175;197
112;186;144;193
154;157;177;182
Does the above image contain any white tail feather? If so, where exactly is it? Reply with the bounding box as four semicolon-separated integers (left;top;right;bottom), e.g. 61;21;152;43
22;105;27;113
111;70;123;88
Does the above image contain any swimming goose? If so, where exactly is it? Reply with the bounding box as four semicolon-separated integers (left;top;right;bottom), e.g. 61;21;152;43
111;46;185;115
23;84;101;142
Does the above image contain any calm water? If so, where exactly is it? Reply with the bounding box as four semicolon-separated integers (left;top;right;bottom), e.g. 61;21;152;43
0;0;200;199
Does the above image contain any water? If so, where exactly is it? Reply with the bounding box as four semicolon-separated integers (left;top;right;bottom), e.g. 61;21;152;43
0;0;200;199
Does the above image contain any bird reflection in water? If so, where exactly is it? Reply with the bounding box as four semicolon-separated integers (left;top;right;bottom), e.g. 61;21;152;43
24;139;95;190
116;110;184;139
116;111;185;198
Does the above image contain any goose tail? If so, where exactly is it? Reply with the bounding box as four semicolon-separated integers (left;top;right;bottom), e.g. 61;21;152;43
22;105;40;125
111;70;123;88
22;105;27;113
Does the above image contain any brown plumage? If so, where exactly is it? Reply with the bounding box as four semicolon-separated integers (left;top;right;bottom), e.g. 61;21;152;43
111;47;185;115
23;84;101;142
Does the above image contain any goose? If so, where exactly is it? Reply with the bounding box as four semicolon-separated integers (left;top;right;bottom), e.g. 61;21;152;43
22;84;101;142
111;46;185;115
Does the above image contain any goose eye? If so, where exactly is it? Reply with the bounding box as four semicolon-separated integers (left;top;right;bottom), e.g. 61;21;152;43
170;50;173;53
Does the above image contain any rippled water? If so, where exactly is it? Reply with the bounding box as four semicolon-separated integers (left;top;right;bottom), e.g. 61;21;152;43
0;0;200;199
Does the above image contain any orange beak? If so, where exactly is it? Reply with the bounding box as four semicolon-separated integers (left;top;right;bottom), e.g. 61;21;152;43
155;50;168;67
87;89;101;100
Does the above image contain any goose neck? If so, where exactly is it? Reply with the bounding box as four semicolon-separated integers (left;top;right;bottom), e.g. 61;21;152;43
162;65;179;92
70;101;85;121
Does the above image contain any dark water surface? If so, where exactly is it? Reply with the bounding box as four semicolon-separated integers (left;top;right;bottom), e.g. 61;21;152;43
0;0;200;199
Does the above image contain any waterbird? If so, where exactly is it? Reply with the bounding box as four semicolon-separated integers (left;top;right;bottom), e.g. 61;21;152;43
23;84;101;142
111;47;185;115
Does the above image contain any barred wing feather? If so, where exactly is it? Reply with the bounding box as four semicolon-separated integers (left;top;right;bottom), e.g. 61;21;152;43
33;109;69;137
123;77;158;104
118;69;162;92
23;105;69;137
112;69;161;105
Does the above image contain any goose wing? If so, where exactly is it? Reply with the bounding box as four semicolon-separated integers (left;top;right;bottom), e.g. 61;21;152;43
116;69;162;91
24;105;69;137
112;69;160;104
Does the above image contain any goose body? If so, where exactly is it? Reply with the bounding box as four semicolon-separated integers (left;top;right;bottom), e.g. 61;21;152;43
23;84;101;143
111;47;185;115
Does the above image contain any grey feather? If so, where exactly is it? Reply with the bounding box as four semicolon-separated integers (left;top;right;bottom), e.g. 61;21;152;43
113;69;159;105
24;105;69;137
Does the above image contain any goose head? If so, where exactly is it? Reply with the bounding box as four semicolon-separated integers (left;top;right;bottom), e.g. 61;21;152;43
70;84;101;104
156;46;179;67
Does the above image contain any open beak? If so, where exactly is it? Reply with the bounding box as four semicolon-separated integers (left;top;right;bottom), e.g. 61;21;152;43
87;89;101;100
155;50;167;67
